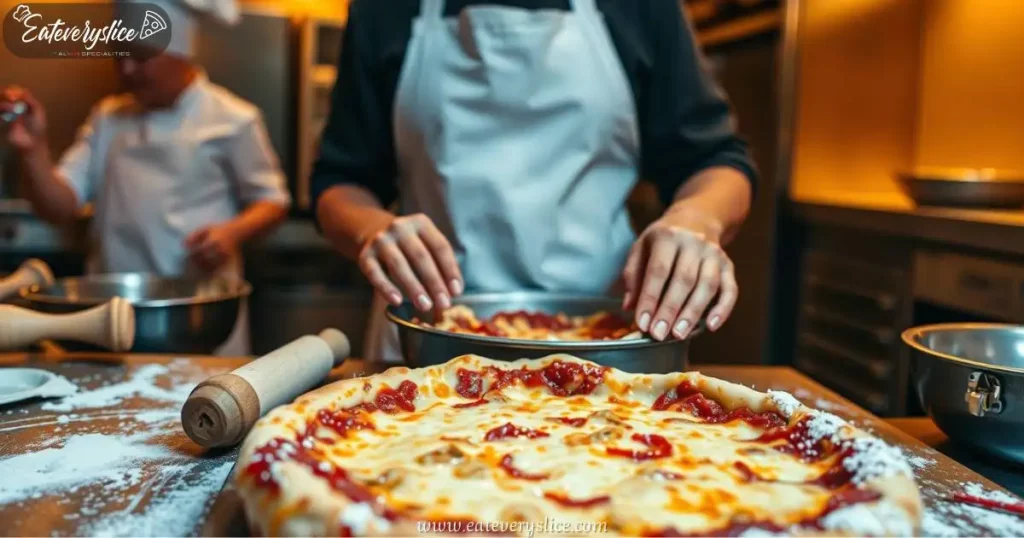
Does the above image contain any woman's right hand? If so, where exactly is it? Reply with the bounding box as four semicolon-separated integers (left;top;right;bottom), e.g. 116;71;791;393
2;86;47;153
358;213;463;312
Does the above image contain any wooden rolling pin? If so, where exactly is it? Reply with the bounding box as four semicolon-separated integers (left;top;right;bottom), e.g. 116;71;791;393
181;329;351;448
0;259;55;301
0;297;135;351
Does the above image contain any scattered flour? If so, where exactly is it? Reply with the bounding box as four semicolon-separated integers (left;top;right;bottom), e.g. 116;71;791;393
0;433;176;504
919;482;1024;537
83;461;233;537
40;362;196;413
1;359;232;536
820;501;915;537
963;481;1021;504
899;447;936;470
766;390;801;418
803;411;846;444
842;437;913;484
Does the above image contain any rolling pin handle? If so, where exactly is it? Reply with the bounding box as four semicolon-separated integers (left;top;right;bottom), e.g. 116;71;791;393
318;328;351;365
182;328;352;448
0;258;55;302
0;297;135;351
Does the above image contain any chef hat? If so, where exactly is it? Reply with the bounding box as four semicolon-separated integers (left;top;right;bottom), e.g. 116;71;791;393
116;0;239;58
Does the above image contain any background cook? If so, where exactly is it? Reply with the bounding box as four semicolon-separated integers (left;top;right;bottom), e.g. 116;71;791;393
314;0;757;362
0;0;291;356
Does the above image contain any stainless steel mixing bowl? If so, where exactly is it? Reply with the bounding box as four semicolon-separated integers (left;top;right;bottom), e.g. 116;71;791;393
19;273;251;354
387;292;695;374
903;323;1024;464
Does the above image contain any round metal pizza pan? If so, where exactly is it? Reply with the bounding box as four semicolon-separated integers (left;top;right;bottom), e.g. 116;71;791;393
387;292;697;374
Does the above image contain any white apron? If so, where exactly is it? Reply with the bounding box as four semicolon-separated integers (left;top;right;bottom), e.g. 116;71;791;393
91;121;250;357
365;0;640;363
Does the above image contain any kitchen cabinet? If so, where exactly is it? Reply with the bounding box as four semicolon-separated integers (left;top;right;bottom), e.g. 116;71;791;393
790;226;914;416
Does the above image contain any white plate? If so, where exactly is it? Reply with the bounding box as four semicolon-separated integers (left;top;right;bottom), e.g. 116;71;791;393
0;368;78;406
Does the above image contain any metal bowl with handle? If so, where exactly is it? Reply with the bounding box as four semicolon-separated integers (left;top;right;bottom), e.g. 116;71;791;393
386;292;696;374
903;323;1024;464
19;273;251;354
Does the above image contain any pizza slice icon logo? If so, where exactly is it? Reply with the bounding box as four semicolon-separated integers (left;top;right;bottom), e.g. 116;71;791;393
139;10;167;40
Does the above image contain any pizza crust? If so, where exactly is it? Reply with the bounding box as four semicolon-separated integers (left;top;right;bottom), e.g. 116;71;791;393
235;354;922;537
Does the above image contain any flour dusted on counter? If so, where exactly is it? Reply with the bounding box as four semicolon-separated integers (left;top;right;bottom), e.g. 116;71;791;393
40;361;197;412
0;433;175;504
0;359;234;536
84;461;234;537
918;481;1024;537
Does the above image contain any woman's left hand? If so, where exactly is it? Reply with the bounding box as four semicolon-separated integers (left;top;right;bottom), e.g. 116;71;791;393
621;209;738;341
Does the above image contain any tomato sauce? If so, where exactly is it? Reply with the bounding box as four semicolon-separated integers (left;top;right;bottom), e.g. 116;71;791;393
653;382;786;430
374;380;418;413
315;408;374;438
755;415;836;462
455;368;484;399
607;433;673;461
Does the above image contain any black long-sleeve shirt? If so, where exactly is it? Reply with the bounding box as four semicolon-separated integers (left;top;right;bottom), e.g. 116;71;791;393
311;0;757;210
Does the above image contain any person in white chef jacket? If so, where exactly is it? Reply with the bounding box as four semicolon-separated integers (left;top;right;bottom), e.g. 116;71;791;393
0;0;291;356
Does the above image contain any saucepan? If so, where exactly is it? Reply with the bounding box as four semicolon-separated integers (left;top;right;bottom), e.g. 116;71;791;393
19;272;250;354
387;292;698;374
903;323;1024;465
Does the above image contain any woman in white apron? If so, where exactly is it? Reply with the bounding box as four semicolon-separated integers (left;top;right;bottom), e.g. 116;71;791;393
2;0;290;356
313;0;757;363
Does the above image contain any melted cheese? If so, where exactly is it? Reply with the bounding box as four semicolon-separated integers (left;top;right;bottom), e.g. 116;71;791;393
237;355;913;537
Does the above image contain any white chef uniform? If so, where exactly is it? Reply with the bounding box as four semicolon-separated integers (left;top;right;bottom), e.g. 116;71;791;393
364;0;641;363
56;1;289;356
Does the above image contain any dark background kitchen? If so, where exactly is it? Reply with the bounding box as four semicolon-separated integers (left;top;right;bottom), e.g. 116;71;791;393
3;0;1024;420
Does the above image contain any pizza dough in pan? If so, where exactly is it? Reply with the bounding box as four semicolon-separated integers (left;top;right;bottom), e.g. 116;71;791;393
235;355;922;537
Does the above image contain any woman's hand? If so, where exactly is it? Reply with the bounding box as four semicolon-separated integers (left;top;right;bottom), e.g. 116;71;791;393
621;208;738;341
358;213;463;311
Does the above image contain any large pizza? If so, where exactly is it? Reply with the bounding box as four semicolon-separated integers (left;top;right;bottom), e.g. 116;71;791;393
235;355;922;536
416;305;639;341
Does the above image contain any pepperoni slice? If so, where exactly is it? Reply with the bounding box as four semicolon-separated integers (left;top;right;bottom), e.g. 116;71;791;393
499;454;550;480
484;423;550;441
607;434;673;461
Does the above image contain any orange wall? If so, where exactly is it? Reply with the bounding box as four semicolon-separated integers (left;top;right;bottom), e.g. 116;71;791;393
915;0;1024;172
790;0;924;201
240;0;350;21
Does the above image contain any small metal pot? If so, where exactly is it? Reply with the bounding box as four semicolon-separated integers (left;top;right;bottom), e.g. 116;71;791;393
386;292;695;374
903;323;1024;464
20;273;251;355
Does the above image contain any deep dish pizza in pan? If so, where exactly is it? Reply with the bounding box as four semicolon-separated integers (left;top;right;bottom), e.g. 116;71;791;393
235;355;922;536
414;305;640;341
